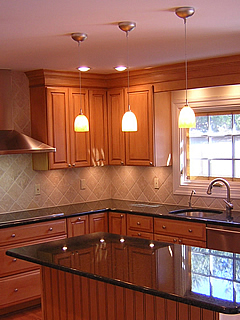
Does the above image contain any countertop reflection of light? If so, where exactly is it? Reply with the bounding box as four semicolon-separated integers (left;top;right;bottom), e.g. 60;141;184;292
149;243;155;248
120;238;125;243
168;246;173;257
100;238;105;243
114;66;127;71
62;246;68;251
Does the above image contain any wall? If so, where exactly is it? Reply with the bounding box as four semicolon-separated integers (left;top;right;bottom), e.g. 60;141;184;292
0;71;239;214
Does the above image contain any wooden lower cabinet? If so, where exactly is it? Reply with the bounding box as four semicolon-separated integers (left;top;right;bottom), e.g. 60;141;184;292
0;219;67;315
67;214;89;237
108;211;126;235
154;218;206;247
41;266;219;320
89;212;108;233
127;214;154;240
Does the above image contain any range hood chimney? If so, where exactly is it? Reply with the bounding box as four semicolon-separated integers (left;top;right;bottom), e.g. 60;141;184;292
0;70;55;155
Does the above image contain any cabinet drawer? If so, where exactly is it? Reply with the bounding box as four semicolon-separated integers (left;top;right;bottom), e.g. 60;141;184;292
0;270;41;307
0;234;66;277
154;218;206;241
127;230;153;240
0;219;67;246
127;215;153;233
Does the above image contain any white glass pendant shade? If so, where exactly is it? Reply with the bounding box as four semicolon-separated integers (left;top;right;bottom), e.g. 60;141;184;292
74;113;89;132
178;104;196;128
122;109;137;132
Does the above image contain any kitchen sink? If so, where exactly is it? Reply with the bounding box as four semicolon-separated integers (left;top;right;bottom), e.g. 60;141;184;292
168;208;223;218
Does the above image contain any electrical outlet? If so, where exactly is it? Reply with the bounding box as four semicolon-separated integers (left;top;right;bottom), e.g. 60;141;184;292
154;177;159;189
80;179;86;190
35;184;41;195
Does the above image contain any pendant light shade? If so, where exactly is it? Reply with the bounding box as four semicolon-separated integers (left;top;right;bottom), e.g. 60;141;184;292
122;109;137;132
175;7;196;128
71;33;89;132
178;104;196;128
118;21;137;132
74;109;89;132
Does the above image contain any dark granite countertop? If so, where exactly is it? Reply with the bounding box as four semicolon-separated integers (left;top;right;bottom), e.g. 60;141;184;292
6;232;240;314
1;199;240;228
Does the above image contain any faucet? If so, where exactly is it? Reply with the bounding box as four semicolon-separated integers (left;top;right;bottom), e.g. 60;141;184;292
188;189;196;208
206;178;233;221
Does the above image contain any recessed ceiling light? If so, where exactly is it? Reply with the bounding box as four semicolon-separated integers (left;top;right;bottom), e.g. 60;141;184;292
78;66;91;72
114;66;127;72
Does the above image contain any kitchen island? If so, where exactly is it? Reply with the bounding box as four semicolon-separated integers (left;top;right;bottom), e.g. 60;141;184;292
6;232;240;320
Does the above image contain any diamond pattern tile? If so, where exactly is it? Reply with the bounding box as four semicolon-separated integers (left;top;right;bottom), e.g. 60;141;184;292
0;71;239;214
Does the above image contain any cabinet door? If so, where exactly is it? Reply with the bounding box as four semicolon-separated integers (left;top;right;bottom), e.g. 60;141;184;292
108;212;126;235
47;87;70;169
67;215;89;237
125;85;154;166
69;88;91;167
89;89;108;166
89;212;108;233
107;88;125;165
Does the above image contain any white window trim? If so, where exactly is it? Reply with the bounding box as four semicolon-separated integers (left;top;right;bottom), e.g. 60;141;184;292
171;84;240;200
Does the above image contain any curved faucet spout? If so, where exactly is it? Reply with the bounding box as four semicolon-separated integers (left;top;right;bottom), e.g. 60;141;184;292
206;178;233;221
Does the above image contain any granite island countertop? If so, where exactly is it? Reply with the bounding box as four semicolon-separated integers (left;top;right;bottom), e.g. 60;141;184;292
6;232;240;314
1;199;240;228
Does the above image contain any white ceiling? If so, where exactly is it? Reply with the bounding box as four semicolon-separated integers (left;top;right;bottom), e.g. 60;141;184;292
1;0;240;74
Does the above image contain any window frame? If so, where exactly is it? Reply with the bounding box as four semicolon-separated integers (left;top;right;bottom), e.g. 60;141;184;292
172;84;240;199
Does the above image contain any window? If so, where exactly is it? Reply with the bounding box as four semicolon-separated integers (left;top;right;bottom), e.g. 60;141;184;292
172;84;240;199
187;113;240;180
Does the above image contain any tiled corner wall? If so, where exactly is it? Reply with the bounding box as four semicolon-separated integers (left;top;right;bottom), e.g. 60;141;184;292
0;71;239;214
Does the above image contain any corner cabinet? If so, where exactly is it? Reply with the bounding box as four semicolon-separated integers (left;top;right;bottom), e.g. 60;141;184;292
29;85;108;170
107;85;172;166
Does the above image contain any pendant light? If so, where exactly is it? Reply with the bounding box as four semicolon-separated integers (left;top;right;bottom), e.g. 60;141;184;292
118;21;137;132
71;33;89;132
175;7;196;128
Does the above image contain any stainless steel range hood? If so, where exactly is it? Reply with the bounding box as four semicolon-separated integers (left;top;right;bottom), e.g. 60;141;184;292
0;70;56;155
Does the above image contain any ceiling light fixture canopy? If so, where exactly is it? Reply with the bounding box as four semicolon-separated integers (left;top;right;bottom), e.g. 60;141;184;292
175;7;196;128
71;33;89;132
118;21;137;132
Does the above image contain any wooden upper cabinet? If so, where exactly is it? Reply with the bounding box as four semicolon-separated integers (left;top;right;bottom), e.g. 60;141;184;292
69;88;91;167
47;87;70;169
107;88;125;165
125;85;154;166
89;89;108;166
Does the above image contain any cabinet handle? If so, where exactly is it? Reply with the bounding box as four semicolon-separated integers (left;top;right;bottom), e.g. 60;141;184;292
11;233;16;238
68;164;71;167
178;239;182;243
120;161;124;165
49;227;53;231
188;229;192;233
138;233;141;236
173;238;177;242
14;288;18;292
72;163;76;167
137;221;141;225
162;225;166;229
149;162;153;165
120;214;124;218
12;258;17;262
78;217;81;221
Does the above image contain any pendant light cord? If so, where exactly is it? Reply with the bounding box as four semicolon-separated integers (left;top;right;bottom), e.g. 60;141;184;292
184;18;188;106
78;41;82;114
126;31;130;111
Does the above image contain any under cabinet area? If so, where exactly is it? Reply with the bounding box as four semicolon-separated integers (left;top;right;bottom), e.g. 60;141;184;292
0;219;67;315
154;218;206;247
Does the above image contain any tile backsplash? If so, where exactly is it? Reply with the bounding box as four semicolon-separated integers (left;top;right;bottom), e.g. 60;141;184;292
0;71;239;214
